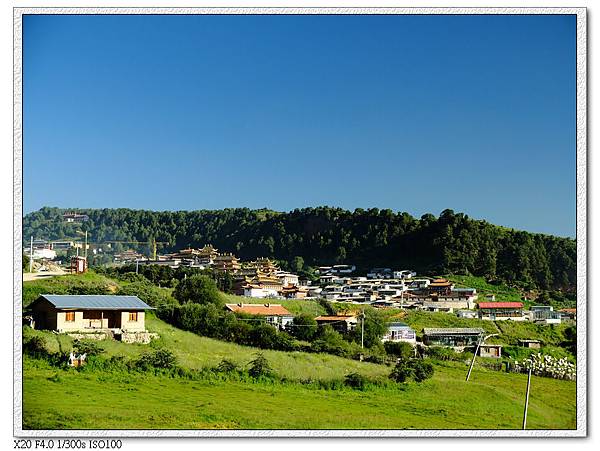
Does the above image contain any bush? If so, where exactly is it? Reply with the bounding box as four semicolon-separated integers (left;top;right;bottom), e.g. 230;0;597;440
426;346;458;361
384;341;415;360
389;359;415;383
136;348;177;370
118;281;175;308
248;352;273;379
23;335;49;356
290;314;318;341
216;359;238;373
344;372;367;390
389;358;435;383
311;325;352;357
73;340;104;356
412;360;435;382
117;272;150;283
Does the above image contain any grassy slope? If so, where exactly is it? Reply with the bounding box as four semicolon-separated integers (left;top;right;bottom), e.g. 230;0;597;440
24;314;389;381
23;357;576;430
22;272;121;307
447;275;524;303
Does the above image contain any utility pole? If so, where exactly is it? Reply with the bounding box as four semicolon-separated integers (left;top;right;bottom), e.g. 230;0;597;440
523;367;532;429
29;236;33;273
135;259;139;274
84;231;88;260
466;333;499;382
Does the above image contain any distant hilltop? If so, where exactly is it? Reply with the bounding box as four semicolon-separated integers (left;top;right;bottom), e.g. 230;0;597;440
23;206;576;292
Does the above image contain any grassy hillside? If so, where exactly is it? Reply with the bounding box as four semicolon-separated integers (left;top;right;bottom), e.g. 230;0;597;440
447;275;524;303
24;314;389;381
22;272;121;307
23;356;576;430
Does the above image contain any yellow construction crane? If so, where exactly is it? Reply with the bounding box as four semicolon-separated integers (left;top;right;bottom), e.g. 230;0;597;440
102;239;169;260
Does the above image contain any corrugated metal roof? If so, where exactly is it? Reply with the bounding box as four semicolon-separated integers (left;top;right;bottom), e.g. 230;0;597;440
423;327;484;335
39;295;154;310
388;321;411;328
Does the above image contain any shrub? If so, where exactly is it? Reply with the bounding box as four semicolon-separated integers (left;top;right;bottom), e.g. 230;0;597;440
23;335;49;356
412;360;435;382
248;323;280;349
426;346;457;361
311;325;352;357
384;341;415;360
73;340;104;356
344;372;367;390
390;358;435;383
117;272;150;283
389;359;414;383
118;281;175;308
136;348;177;370
216;359;238;373
290;314;318;341
248;352;273;379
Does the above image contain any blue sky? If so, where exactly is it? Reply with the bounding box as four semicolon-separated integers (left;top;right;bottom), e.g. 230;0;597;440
23;14;577;237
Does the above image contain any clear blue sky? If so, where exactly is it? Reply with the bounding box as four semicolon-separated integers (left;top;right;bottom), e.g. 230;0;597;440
23;14;577;237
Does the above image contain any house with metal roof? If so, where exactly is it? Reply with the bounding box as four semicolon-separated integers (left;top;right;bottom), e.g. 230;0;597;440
477;302;525;321
382;322;416;344
422;327;485;348
29;295;154;334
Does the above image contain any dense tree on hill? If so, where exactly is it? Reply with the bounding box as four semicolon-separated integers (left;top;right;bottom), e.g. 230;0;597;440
173;275;223;306
24;206;576;291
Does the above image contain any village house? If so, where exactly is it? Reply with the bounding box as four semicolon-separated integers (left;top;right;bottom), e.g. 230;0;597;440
478;302;524;321
559;308;576;322
456;309;479;319
529;305;562;324
382;322;416;344
315;315;358;333
518;339;542;349
62;212;89;223
28;295;155;342
241;283;279;298
225;303;294;329
318;265;356;275
367;268;393;279
279;285;308;299
276;271;299;287
479;344;503;359
422;327;484;349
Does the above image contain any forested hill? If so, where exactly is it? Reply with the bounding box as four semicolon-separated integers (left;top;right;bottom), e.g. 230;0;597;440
24;207;576;291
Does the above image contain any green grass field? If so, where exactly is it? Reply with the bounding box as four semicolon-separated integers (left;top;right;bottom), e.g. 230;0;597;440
22;272;577;430
24;315;389;381
22;356;576;430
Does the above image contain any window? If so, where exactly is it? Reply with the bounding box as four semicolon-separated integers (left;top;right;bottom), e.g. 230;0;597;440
65;311;75;322
129;312;138;322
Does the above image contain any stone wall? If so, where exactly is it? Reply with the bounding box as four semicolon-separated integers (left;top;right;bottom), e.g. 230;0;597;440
66;332;111;341
120;331;160;344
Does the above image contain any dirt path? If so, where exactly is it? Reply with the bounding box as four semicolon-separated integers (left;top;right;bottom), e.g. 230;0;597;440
23;270;67;282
